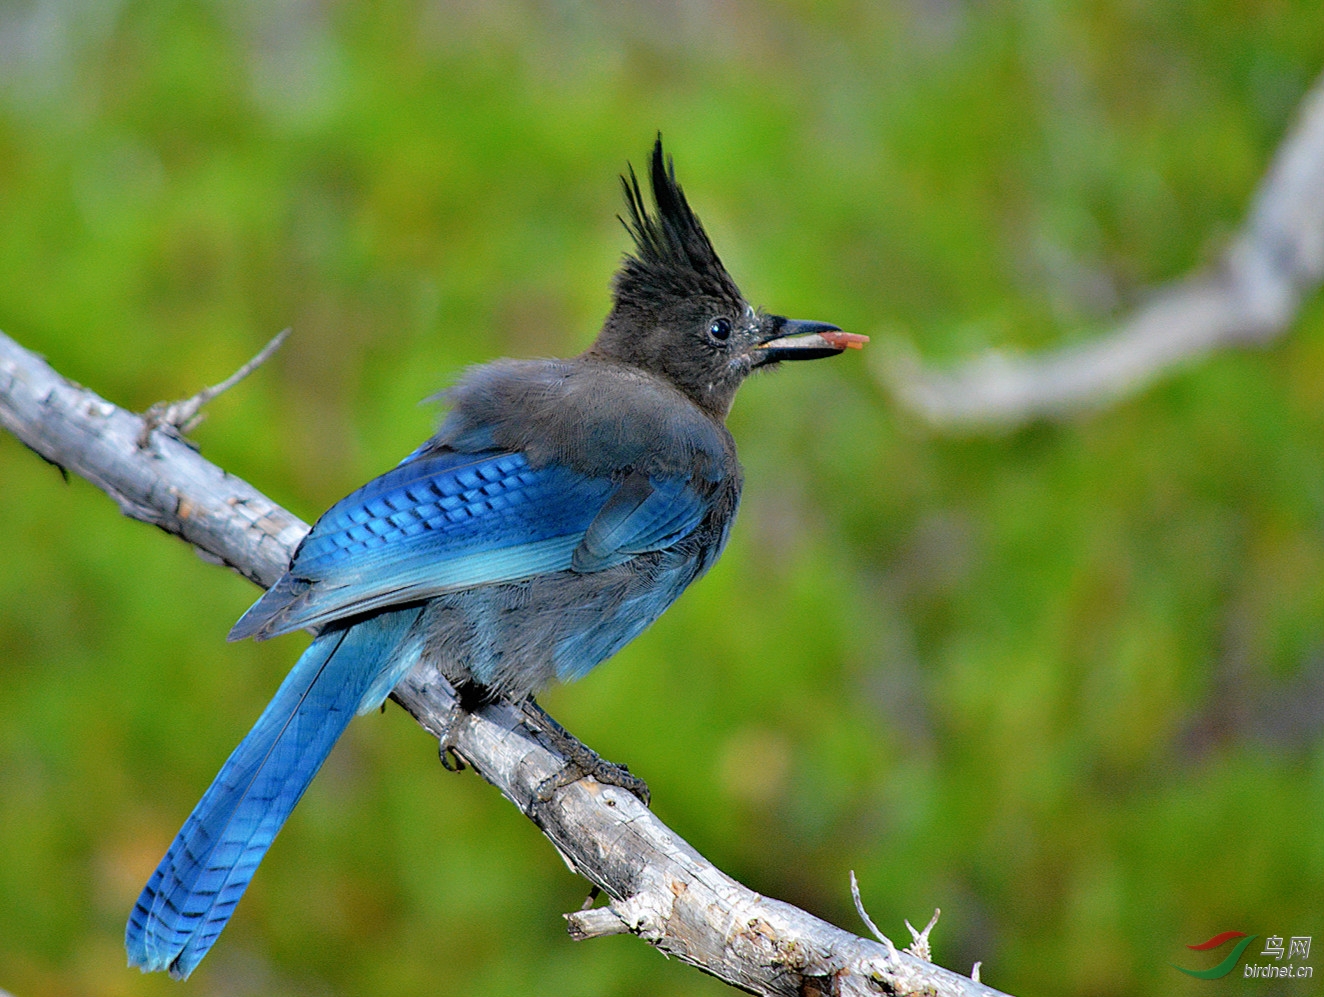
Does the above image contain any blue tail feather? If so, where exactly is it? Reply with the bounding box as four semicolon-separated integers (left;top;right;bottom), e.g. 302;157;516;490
126;608;421;979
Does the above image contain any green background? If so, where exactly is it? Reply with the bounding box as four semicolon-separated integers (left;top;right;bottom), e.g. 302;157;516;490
1;2;1321;995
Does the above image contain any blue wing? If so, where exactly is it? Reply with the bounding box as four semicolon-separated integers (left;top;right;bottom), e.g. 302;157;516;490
230;449;709;641
572;472;706;572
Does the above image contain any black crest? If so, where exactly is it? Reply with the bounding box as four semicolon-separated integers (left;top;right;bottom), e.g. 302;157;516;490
615;137;743;306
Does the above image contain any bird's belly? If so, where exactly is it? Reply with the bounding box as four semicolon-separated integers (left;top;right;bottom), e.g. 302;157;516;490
418;551;699;700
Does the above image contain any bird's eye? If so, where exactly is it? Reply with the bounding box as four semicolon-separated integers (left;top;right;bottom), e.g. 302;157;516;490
708;318;732;342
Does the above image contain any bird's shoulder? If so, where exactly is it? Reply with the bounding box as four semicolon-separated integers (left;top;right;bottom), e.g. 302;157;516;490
432;357;737;482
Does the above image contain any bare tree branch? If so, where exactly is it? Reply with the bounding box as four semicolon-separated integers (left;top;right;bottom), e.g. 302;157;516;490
0;331;1009;997
883;69;1324;429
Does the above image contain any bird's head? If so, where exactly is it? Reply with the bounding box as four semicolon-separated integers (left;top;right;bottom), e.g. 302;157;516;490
589;137;863;419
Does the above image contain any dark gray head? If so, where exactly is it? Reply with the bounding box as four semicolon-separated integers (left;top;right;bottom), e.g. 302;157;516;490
588;137;857;420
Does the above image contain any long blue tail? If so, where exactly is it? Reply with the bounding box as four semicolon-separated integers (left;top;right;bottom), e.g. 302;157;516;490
126;608;422;979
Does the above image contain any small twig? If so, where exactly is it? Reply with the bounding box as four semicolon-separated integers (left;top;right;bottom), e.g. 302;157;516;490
850;870;899;960
138;328;290;446
904;908;941;961
565;906;632;940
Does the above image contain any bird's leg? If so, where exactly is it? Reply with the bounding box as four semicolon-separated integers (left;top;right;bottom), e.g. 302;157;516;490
436;680;499;773
520;698;651;806
436;703;466;772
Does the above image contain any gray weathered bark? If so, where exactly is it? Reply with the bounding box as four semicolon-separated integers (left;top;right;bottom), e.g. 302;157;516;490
0;331;1008;997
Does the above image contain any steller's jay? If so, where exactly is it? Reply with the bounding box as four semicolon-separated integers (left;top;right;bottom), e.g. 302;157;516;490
126;137;866;979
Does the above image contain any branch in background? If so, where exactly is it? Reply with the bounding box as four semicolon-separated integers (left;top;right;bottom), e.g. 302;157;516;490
0;331;1007;997
882;70;1324;429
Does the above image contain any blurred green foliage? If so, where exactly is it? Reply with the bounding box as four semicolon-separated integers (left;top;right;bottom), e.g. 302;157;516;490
1;2;1322;995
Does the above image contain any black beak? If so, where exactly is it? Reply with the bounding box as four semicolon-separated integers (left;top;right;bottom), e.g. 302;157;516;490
753;317;861;365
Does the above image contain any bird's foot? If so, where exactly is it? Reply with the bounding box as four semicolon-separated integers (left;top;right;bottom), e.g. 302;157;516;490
434;681;497;773
520;698;651;807
536;752;651;807
436;700;467;772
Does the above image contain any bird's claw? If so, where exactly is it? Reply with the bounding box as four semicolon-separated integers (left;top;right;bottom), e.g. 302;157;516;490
435;700;468;772
534;754;650;806
439;740;466;772
521;698;651;806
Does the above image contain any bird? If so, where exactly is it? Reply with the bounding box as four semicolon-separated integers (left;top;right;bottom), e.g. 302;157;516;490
125;136;867;979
